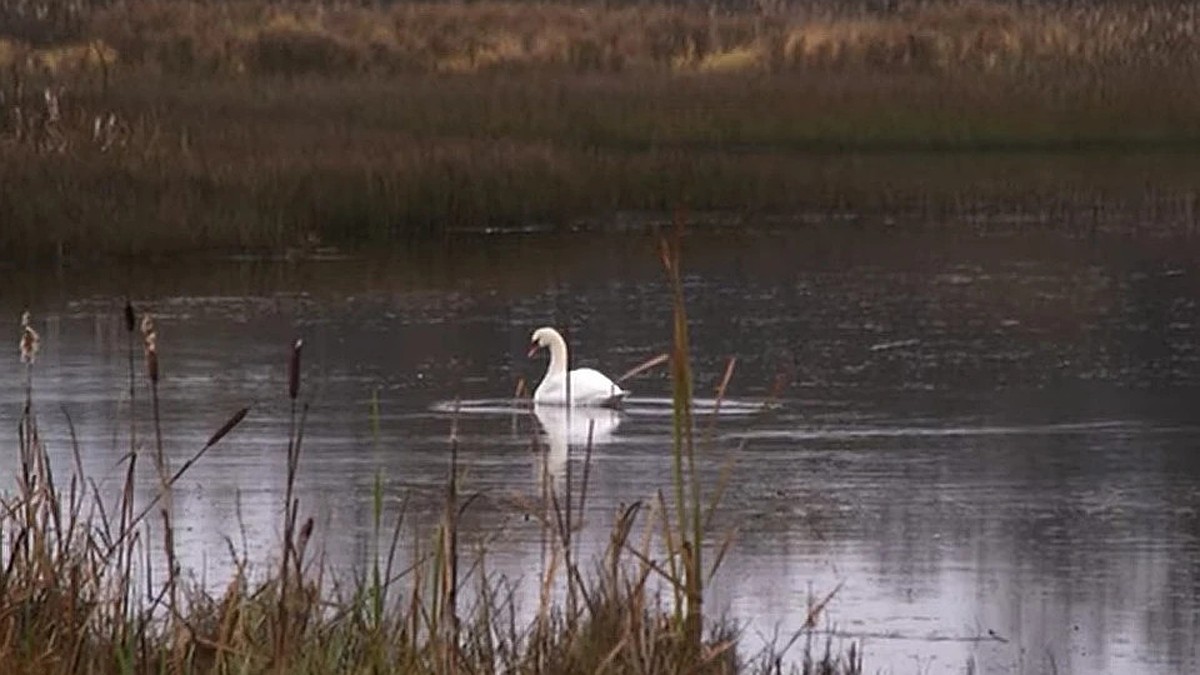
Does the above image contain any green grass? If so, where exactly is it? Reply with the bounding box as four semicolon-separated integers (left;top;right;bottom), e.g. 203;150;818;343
1;241;863;673
2;1;1200;260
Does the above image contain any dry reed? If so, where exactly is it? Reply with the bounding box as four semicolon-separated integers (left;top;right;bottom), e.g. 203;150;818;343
1;1;1198;259
1;0;1191;79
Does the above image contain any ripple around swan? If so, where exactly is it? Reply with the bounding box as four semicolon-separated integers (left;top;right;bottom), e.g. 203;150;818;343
725;419;1147;443
429;397;774;417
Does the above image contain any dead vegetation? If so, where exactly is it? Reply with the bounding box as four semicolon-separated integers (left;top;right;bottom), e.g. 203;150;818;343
1;1;1198;259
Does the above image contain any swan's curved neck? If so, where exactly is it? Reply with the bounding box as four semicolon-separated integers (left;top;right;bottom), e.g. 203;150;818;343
545;331;569;376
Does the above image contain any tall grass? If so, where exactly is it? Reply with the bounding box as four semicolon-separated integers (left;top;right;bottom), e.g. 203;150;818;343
1;269;862;673
6;0;1197;79
2;0;1200;259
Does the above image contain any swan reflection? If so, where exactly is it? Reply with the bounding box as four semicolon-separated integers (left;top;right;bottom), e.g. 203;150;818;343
532;403;621;481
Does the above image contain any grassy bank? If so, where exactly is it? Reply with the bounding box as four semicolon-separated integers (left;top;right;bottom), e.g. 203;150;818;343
2;235;862;673
2;1;1200;259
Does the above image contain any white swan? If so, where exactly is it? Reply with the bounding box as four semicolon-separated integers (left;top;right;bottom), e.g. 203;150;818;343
527;327;628;407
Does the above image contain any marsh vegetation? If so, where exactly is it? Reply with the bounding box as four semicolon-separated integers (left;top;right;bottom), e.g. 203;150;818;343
1;0;1199;259
1;228;865;673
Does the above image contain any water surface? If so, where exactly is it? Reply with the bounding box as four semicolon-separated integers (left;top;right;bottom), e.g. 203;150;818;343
2;223;1198;674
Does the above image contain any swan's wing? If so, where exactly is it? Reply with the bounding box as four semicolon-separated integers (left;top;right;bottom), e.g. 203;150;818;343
536;368;628;407
569;368;628;407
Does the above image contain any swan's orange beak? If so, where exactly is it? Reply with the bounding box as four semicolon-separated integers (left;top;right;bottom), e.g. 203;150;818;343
527;343;540;358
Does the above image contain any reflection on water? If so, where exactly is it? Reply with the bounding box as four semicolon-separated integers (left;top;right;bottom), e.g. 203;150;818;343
1;224;1199;674
531;403;621;480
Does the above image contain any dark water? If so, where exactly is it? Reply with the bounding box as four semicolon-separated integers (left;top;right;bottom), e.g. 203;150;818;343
2;222;1198;674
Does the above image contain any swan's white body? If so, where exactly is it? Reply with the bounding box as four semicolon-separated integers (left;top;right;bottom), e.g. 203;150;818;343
528;327;628;407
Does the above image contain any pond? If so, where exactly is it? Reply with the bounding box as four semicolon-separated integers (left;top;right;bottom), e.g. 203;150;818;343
2;220;1198;674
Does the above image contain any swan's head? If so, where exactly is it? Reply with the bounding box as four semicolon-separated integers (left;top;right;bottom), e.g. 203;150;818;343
527;326;560;358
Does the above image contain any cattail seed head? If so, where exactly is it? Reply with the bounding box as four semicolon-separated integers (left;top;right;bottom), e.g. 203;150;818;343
288;339;304;400
145;345;159;384
298;516;314;549
19;311;40;365
124;300;135;333
141;313;159;384
204;406;250;449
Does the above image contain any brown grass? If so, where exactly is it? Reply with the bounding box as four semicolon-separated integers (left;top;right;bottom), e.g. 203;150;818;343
1;1;1199;260
0;0;1184;78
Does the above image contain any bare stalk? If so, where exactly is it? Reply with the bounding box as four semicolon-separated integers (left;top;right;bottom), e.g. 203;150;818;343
660;207;702;648
276;337;304;671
